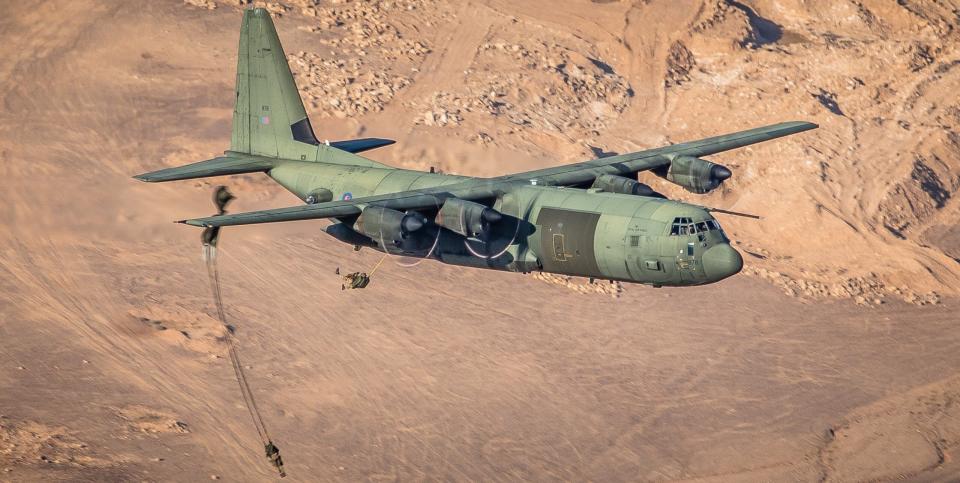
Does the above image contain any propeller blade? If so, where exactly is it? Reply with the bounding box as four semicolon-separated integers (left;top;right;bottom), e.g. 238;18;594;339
481;208;502;224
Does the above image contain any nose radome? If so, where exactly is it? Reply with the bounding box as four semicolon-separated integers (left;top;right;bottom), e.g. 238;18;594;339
702;243;743;281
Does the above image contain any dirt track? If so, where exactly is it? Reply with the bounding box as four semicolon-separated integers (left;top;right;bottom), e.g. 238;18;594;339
2;1;959;481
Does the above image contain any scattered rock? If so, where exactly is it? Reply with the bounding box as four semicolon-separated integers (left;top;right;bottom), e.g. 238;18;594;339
743;266;940;305
412;35;630;135
474;132;493;144
907;42;935;71
665;41;696;87
113;406;191;434
532;273;623;298
0;419;109;469
183;0;216;10
289;52;412;117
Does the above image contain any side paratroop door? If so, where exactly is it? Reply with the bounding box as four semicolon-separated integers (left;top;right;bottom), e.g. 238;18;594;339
537;207;601;277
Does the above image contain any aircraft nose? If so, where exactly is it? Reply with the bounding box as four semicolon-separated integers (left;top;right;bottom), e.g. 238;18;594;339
702;243;743;281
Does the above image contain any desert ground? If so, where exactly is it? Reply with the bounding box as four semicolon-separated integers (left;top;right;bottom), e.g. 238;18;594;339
2;0;960;481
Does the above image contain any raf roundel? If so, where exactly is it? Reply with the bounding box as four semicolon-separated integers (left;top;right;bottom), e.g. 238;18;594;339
342;192;353;201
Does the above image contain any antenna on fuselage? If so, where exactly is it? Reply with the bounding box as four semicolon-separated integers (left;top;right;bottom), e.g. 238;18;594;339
702;207;762;220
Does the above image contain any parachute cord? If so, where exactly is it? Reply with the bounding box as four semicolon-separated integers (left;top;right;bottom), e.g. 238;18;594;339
203;244;286;478
368;253;388;276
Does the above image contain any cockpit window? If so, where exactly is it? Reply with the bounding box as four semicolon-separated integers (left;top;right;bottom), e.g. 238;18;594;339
670;217;724;236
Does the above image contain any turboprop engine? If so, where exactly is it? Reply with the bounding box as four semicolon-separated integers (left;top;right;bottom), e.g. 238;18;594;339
435;198;502;238
591;174;665;198
354;206;429;249
654;155;732;194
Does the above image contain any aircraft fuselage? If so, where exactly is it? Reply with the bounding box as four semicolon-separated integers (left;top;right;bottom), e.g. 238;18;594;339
269;160;743;286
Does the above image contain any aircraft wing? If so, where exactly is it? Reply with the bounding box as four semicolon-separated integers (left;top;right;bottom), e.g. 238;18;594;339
178;121;816;228
499;121;818;186
178;181;498;227
180;201;363;227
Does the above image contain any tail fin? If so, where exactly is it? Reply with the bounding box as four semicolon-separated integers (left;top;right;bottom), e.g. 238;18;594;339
231;8;389;166
134;8;392;183
231;8;316;157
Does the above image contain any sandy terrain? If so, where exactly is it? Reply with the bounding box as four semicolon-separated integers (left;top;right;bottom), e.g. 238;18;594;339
1;0;959;481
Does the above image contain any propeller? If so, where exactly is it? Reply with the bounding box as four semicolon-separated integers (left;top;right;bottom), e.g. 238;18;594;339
371;206;443;268
479;207;503;230
463;212;521;260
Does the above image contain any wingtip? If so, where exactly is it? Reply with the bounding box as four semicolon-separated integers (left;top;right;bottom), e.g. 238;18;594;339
792;120;819;130
174;219;207;227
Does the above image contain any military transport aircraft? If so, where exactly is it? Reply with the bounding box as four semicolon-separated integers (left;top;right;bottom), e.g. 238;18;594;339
135;8;817;288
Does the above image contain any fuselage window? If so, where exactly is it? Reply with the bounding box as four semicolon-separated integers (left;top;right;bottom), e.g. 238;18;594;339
671;218;723;236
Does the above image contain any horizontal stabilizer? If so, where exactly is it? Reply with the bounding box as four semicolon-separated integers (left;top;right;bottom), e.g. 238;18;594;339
329;138;395;154
133;156;275;183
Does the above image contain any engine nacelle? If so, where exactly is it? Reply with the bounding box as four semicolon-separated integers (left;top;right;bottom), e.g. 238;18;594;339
354;206;428;246
435;198;502;238
325;222;377;248
654;155;732;194
592;174;664;198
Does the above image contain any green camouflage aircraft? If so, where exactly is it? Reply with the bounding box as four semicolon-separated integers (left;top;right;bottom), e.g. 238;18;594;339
136;8;817;288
